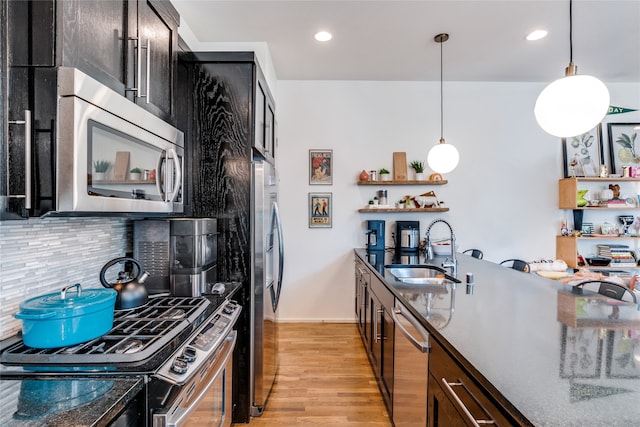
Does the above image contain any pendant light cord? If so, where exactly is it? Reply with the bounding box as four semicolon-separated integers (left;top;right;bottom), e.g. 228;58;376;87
569;0;573;63
440;36;444;140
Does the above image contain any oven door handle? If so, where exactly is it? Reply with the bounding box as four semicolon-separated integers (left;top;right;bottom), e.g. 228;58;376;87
162;331;236;427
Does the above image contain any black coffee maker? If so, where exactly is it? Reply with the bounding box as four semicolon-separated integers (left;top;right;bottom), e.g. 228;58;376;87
396;220;420;252
366;220;385;250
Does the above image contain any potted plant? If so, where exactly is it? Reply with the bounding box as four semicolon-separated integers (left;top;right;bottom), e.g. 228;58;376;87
410;160;425;180
93;160;111;180
129;167;142;181
379;168;391;181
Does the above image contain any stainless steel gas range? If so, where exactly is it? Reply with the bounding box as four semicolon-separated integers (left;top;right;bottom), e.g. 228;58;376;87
0;293;241;426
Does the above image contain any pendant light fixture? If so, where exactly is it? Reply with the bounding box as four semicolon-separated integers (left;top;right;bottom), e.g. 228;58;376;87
427;33;459;174
534;0;609;138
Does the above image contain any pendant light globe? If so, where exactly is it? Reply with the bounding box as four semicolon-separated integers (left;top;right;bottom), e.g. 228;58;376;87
428;138;459;174
534;71;609;138
534;0;610;138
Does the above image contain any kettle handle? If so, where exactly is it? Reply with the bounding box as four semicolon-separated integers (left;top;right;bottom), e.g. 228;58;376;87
100;257;142;288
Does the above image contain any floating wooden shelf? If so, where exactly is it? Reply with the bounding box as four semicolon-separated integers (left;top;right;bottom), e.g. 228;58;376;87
358;207;449;213
357;180;447;185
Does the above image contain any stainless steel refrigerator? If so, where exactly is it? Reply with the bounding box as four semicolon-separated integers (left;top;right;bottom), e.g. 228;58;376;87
250;160;284;416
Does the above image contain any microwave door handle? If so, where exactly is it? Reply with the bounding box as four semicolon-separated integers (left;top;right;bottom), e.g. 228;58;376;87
167;148;182;202
155;150;165;201
8;110;32;209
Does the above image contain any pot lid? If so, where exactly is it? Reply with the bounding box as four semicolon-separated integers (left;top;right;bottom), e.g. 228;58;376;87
17;284;116;318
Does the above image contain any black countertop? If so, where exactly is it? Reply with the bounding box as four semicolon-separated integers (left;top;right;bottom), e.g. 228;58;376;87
355;248;640;427
0;377;143;426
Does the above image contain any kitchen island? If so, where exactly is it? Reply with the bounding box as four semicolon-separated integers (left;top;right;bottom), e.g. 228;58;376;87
355;248;640;426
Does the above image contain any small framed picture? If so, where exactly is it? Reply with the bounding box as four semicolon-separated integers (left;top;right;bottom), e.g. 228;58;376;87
605;330;640;378
309;192;332;228
562;124;603;177
309;149;333;185
607;123;640;174
559;325;603;379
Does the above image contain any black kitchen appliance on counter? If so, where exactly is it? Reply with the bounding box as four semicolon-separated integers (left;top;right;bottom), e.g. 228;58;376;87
366;220;385;250
133;217;218;296
0;286;241;426
396;220;420;252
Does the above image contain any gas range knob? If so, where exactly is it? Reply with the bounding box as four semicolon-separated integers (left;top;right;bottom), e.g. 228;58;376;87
171;356;189;374
223;305;235;315
182;346;197;363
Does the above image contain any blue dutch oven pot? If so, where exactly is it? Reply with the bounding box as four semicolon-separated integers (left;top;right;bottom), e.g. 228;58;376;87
14;283;117;348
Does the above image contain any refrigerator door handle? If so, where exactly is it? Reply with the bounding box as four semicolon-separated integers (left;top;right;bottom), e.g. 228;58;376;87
271;201;284;310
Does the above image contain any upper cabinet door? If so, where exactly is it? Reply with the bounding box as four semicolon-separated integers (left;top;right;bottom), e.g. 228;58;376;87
60;0;128;89
134;0;178;123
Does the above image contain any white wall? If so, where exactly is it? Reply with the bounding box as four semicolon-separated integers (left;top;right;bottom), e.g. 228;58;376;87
274;80;640;322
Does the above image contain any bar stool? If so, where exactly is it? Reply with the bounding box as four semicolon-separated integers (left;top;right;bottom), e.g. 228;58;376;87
572;280;637;303
462;249;483;259
499;259;530;273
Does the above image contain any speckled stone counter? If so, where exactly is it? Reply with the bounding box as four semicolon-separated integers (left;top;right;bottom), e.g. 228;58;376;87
355;248;640;427
0;377;143;426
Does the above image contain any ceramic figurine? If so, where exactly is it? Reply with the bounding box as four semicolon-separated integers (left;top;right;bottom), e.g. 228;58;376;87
576;189;588;207
359;170;369;181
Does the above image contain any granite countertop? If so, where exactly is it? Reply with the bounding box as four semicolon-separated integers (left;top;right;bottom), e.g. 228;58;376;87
355;248;640;427
0;377;143;426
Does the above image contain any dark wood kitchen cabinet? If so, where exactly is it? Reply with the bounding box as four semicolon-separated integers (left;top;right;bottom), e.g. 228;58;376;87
15;0;179;123
428;339;519;427
355;259;394;416
60;0;179;123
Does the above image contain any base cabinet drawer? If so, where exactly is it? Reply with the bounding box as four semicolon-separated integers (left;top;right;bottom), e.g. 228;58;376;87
427;340;522;427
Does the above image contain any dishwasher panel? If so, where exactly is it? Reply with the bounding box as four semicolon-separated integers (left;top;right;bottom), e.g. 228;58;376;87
392;300;430;426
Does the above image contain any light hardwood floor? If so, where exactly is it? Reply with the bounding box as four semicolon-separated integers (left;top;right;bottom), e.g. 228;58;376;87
233;323;392;426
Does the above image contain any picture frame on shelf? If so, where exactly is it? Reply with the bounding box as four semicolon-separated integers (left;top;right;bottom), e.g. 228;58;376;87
562;124;603;178
309;149;333;185
607;123;640;175
308;192;332;228
559;325;603;379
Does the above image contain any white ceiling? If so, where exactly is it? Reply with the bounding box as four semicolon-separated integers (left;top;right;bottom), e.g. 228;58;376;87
171;0;640;83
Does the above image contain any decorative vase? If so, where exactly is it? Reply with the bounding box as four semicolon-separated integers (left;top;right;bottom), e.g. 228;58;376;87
359;170;369;181
414;172;424;180
94;172;106;181
130;172;141;181
577;189;588;207
380;173;391;181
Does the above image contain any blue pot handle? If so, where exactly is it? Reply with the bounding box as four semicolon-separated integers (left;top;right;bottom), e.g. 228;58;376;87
15;311;56;320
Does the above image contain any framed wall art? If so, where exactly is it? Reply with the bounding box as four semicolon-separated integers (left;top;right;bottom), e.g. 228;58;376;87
308;192;332;228
309;149;333;185
562;124;603;178
607;123;640;175
605;330;640;378
559;325;603;379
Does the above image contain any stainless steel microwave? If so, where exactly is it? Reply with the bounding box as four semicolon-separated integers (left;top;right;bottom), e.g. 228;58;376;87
54;67;184;215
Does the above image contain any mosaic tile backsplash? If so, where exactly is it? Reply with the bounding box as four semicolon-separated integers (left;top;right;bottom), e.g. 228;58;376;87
0;217;131;340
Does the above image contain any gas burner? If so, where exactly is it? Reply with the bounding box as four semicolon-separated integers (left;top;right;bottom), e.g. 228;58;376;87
113;339;144;354
159;308;186;320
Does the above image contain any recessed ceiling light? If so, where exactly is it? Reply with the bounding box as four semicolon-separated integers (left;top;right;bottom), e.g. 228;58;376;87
526;30;548;41
314;31;332;42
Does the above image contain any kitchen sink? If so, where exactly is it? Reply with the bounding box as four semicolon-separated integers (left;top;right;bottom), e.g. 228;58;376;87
385;264;460;285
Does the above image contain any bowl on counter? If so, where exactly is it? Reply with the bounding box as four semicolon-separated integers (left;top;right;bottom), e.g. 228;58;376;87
432;242;457;256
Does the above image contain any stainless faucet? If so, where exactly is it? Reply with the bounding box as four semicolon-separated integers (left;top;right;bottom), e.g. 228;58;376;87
425;218;457;275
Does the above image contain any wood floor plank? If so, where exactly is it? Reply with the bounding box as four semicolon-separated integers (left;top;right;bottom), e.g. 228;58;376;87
233;323;392;426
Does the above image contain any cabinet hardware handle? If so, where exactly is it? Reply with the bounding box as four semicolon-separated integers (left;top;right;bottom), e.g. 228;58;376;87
145;39;151;104
392;305;430;352
7;110;32;209
125;37;139;93
441;378;496;426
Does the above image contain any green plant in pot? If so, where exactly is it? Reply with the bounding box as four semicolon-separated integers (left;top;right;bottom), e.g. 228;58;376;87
410;160;425;180
93;160;111;180
129;167;142;180
379;168;391;181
